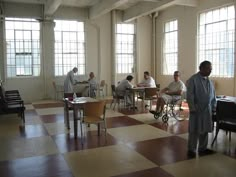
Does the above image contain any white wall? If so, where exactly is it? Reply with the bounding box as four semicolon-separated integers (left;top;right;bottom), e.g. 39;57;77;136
155;0;236;96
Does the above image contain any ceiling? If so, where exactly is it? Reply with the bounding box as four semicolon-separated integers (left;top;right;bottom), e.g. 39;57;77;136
1;0;198;21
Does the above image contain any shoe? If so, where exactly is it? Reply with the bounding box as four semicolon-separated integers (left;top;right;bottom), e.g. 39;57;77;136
187;150;196;158
198;149;214;155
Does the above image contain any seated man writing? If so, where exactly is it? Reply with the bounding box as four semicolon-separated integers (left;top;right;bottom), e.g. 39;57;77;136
149;71;186;115
116;75;134;106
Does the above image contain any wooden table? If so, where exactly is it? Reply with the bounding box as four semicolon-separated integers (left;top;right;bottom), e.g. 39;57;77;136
64;97;98;138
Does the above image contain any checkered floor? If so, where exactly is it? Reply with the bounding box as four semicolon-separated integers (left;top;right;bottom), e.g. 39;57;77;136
0;99;235;177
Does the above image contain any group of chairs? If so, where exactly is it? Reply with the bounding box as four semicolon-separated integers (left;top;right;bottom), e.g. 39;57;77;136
0;83;25;123
63;92;107;144
53;80;106;100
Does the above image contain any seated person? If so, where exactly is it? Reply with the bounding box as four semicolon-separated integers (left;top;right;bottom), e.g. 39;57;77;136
116;75;134;106
149;71;186;115
87;72;98;97
137;71;156;88
64;67;79;93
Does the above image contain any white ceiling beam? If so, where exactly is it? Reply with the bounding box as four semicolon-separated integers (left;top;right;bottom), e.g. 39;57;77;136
44;0;62;16
123;0;198;22
123;0;174;22
89;0;130;19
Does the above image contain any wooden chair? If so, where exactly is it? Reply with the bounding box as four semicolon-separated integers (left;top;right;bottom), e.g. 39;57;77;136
211;100;236;145
98;80;106;97
138;87;158;110
80;101;106;143
0;88;25;123
110;85;126;110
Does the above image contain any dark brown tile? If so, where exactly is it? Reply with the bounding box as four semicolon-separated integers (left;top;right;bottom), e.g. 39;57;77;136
19;124;48;138
52;131;119;153
150;120;189;135
0;154;73;177
33;102;64;109
106;116;143;128
40;114;64;123
127;136;192;166
112;167;174;177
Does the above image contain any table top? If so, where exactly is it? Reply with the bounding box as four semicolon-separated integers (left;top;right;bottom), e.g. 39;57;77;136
65;97;98;104
216;95;236;103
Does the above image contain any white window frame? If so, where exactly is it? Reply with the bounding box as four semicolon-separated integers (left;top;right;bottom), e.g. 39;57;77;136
115;23;136;74
162;19;178;75
5;18;41;77
198;5;235;78
54;20;85;76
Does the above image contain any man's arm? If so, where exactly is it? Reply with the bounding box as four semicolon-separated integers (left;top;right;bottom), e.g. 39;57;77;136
186;78;197;112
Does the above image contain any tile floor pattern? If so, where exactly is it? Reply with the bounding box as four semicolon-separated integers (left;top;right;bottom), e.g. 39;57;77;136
0;100;235;177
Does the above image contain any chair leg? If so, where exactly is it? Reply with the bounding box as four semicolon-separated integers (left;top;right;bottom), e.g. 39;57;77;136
80;121;83;144
211;127;220;146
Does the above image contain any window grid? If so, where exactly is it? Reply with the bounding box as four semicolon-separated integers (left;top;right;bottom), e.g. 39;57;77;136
163;20;178;75
198;5;235;78
115;24;135;74
5;18;40;77
54;20;85;76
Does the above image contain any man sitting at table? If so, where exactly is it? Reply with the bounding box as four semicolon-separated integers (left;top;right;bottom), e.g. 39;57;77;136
116;75;134;106
87;72;98;98
137;71;156;88
149;71;186;116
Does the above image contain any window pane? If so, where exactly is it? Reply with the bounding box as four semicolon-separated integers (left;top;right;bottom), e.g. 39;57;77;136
54;20;85;76
5;18;40;77
163;20;178;75
198;5;235;78
115;23;135;74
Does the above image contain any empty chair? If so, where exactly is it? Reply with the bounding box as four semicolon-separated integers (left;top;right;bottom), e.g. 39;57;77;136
98;80;106;97
138;87;158;110
52;81;64;100
80;101;107;143
211;100;236;145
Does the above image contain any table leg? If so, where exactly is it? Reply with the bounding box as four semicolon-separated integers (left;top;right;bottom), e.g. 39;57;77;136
73;106;78;138
64;101;70;129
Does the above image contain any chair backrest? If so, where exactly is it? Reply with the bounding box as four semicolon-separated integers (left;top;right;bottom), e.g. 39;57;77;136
52;81;56;90
217;100;236;122
100;80;106;87
144;87;158;98
83;101;106;117
111;85;116;98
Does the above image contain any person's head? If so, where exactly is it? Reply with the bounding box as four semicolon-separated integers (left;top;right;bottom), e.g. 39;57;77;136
199;60;212;77
144;71;150;80
173;71;180;82
72;67;78;73
89;72;94;78
126;75;134;82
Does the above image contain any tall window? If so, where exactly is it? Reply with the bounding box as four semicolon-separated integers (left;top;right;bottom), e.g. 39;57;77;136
116;23;135;74
163;20;178;75
198;5;235;77
5;18;40;77
54;20;85;76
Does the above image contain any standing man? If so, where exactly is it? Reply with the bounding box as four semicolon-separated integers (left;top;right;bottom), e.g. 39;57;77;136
187;60;216;156
137;71;156;88
64;67;78;93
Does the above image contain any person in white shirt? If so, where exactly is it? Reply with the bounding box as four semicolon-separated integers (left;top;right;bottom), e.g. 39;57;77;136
137;71;156;88
64;67;78;93
150;71;186;115
87;72;98;97
116;75;134;105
